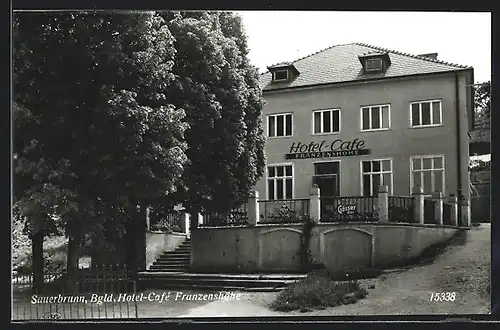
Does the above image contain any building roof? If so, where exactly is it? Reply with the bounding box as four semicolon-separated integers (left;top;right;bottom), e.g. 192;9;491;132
259;42;472;91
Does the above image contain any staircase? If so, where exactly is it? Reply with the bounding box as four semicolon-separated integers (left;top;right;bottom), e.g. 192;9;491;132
148;238;191;272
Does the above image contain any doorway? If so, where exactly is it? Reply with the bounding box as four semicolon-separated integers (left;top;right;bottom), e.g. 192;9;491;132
313;161;340;221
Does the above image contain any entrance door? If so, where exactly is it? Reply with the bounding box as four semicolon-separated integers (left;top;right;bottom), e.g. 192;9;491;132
313;162;340;220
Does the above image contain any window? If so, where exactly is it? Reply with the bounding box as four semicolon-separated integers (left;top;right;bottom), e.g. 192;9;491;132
411;155;445;195
361;104;390;131
273;69;288;81
313;109;340;134
365;58;383;71
361;159;392;196
267;164;293;200
410;100;442;127
268;113;293;137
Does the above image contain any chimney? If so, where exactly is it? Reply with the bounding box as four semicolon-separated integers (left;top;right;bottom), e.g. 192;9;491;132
417;53;438;60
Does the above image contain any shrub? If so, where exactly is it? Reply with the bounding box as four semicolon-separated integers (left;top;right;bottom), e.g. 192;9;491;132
270;271;368;312
149;218;181;232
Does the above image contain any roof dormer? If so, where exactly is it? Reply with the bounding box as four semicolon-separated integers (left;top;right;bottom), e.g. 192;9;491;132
267;62;300;83
358;52;391;73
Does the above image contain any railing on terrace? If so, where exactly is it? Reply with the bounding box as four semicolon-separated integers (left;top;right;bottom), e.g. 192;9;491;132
12;265;138;320
149;210;183;233
388;196;414;223
424;199;437;224
258;199;310;224
443;202;452;226
201;204;248;227
319;196;378;223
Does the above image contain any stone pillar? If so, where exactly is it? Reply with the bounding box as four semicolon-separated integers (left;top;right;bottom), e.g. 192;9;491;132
145;206;151;231
449;195;458;226
247;191;260;226
198;213;203;226
377;185;389;223
460;197;471;227
412;186;424;224
432;192;443;225
309;186;321;223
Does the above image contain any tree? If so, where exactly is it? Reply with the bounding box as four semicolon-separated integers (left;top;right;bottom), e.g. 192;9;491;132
474;81;490;128
13;12;188;288
160;11;266;221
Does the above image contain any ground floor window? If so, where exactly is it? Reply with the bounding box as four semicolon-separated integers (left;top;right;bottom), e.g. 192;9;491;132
267;164;293;200
411;155;445;195
361;159;393;196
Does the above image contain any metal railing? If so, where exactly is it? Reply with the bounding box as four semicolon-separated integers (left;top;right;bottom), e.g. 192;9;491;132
319;196;378;223
258;199;310;224
388;196;414;223
149;211;183;233
12;265;138;321
201;204;248;227
423;199;437;224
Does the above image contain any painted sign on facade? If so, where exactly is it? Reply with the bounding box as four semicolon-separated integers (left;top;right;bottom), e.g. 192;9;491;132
285;138;371;159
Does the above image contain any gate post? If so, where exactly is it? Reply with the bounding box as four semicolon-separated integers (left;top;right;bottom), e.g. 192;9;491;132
448;195;458;226
377;185;389;222
309;186;321;223
412;186;424;224
247;191;260;226
432;192;444;225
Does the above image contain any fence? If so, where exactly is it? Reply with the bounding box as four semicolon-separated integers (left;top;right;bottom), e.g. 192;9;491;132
149;210;183;233
424;199;436;224
201;204;248;227
258;199;310;224
388;196;414;223
320;196;378;223
12;265;138;321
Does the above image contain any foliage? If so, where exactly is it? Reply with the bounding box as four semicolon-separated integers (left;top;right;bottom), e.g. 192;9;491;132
474;81;490;127
270;272;368;312
149;218;181;233
299;215;322;272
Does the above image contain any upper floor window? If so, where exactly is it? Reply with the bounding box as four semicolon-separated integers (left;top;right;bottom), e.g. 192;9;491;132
313;109;340;134
361;104;390;131
365;58;383;71
272;69;288;81
268;113;292;137
410;100;442;127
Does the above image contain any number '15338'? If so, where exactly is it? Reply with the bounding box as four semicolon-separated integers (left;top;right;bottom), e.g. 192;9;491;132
430;292;456;302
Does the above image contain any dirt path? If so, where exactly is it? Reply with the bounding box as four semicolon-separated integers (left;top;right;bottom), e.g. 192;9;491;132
178;225;491;317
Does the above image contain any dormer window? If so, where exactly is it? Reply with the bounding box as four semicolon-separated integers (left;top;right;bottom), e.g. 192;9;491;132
365;58;383;71
273;69;289;81
268;62;300;83
358;52;391;74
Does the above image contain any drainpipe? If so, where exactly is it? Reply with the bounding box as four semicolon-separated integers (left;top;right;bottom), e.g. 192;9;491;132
454;72;462;224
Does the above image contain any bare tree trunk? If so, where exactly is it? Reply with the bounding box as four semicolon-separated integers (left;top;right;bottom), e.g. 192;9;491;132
31;230;44;294
66;234;81;293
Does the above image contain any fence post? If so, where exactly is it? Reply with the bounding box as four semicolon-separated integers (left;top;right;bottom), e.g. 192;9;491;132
412;186;424;224
247;191;259;226
180;213;190;235
432;192;443;225
377;185;389;223
309;185;321;223
449;195;458;226
460;197;471;227
145;206;151;231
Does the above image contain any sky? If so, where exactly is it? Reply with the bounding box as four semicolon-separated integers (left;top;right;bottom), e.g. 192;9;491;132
237;11;491;83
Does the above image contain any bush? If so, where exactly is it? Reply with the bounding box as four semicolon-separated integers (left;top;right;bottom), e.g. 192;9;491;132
149;218;181;232
270;271;368;312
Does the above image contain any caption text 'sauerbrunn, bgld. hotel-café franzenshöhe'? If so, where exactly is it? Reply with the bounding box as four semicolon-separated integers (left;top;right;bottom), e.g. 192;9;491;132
254;43;474;225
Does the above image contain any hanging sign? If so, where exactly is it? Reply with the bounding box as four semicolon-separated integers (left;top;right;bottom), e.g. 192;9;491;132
285;138;371;159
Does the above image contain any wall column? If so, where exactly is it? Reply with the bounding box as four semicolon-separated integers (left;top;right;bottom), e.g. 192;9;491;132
377;185;389;223
449;195;458;226
247;191;260;226
309;185;321;223
460;197;471;227
432;192;444;225
412;186;424;224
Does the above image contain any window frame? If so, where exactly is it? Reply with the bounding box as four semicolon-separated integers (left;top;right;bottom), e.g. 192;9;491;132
365;58;383;71
312;108;341;135
409;155;445;196
359;158;394;196
409;99;443;128
360;104;391;132
272;69;289;82
267;113;293;138
266;162;294;200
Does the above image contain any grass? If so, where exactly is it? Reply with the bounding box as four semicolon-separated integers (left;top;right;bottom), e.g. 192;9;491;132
269;268;374;312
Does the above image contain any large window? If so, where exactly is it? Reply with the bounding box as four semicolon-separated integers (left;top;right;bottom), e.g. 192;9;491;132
361;104;390;131
361;159;393;196
268;113;293;137
410;100;442;127
313;109;341;134
267;164;293;200
365;58;383;71
411;155;445;195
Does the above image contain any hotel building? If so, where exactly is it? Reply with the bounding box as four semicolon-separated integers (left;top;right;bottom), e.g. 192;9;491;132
255;43;474;225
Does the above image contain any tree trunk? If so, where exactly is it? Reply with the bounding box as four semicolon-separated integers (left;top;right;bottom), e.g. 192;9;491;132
66;234;81;293
31;230;44;294
190;208;199;231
